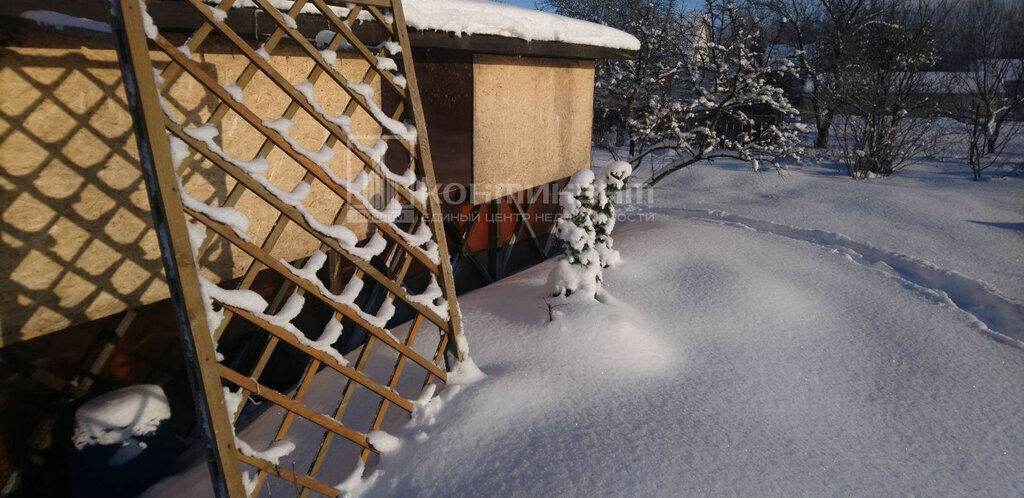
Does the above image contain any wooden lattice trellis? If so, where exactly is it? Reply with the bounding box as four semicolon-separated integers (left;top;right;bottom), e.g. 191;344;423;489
107;0;466;495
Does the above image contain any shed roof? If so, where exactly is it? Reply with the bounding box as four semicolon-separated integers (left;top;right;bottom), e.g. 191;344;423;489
1;0;639;59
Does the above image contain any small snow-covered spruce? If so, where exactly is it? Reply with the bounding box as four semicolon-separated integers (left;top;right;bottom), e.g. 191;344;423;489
592;161;633;269
546;169;600;299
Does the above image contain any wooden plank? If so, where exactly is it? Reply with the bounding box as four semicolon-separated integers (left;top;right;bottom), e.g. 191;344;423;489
237;453;341;497
392;0;468;361
169;122;451;333
107;1;246;496
186;0;418;159
218;306;417;412
186;204;448;381
220;366;377;450
308;0;409;98
152;27;428;217
359;314;424;461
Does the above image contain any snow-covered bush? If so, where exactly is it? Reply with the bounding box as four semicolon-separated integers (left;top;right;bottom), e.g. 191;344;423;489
547;162;633;300
547;169;600;299
592;161;633;269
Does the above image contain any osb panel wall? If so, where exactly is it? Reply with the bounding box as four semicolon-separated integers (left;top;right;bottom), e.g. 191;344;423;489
0;29;382;345
472;54;594;204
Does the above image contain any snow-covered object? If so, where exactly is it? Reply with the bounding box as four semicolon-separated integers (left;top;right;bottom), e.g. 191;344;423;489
235;438;296;466
182;122;388;261
546;169;600;299
194;0;637;51
592;161;633;269
345;82;418;146
278;254;399;331
139;153;1024;497
223;83;244;102
72;385;171;465
407;275;450;320
402;0;640;51
367;431;402;454
137;0;158;39
20;10;112;33
177;177;252;242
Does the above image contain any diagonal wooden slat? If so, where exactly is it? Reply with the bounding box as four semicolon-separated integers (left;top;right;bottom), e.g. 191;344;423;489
171;132;449;333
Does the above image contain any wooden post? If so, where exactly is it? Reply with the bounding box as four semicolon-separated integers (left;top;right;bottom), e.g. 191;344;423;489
107;1;245;496
392;0;467;362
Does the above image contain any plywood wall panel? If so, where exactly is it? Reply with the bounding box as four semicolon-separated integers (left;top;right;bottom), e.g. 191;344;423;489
472;55;593;204
0;30;380;345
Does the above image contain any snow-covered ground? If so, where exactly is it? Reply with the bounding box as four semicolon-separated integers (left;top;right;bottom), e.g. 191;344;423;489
147;152;1024;496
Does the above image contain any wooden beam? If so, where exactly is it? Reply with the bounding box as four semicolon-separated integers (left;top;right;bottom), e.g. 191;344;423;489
107;0;245;495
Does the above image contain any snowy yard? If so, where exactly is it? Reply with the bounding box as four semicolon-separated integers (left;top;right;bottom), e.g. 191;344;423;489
148;152;1024;496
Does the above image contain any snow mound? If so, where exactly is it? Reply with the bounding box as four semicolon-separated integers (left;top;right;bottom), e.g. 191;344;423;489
72;385;171;450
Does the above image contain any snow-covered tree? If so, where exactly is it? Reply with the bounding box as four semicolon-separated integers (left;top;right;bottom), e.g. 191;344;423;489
832;0;939;178
546;169;600;299
592;161;633;269
546;0;803;186
546;162;634;300
941;0;1024;180
634;0;804;186
753;0;876;149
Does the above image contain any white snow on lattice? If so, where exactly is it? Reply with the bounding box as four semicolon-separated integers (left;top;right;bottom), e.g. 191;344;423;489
156;71;181;124
281;13;298;29
168;136;190;169
202;276;351;365
182;123;387;260
207;5;228;22
223;84;244;102
299;82;417;188
222;387;244;417
202;0;381;23
279;255;398;330
376;40;402;55
292;80;432;223
255;43;270;61
376;56;398;72
345;82;418;146
264;117;337;166
406;274;450;320
235;438;296;466
177;178;251;242
177;44;194;61
366;431;401;454
137;0;158;39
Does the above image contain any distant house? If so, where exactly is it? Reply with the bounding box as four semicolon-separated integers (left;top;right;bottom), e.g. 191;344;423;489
0;0;637;492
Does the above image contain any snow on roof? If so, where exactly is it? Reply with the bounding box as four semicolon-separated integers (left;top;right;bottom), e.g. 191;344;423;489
16;1;640;53
402;0;640;51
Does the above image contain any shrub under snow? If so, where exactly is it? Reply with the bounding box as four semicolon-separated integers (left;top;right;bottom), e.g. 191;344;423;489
546;161;633;300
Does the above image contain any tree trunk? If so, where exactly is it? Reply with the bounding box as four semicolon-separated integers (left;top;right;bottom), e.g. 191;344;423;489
814;114;833;149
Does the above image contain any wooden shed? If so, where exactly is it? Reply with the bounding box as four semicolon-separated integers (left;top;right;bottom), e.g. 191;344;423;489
0;0;638;494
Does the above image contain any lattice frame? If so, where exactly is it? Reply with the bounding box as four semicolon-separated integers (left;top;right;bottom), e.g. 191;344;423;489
107;0;466;495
